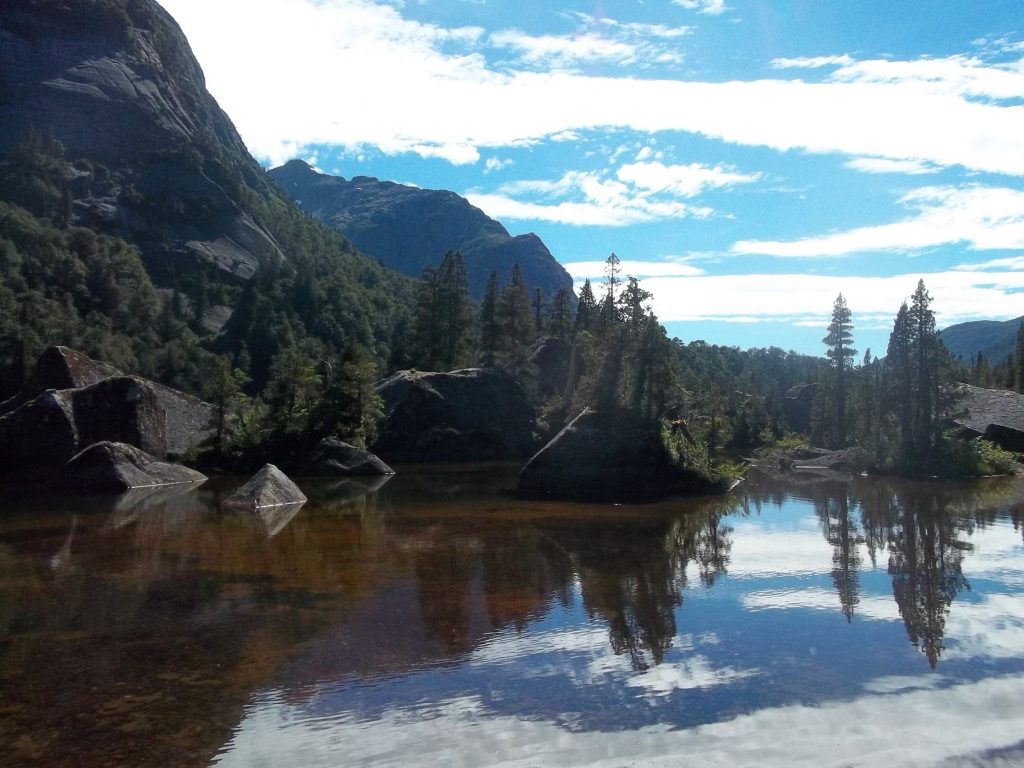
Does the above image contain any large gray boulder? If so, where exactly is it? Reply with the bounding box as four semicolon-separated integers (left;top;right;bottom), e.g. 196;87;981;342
954;384;1024;452
223;464;307;508
0;347;212;462
518;408;720;502
782;383;820;435
297;438;394;476
0;345;121;415
58;441;206;493
0;376;166;473
374;368;536;463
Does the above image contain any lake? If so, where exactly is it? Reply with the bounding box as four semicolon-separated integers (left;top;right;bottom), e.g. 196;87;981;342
2;464;1024;767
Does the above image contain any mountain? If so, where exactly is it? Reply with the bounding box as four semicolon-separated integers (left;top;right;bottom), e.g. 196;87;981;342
0;0;410;395
940;316;1024;363
269;159;574;300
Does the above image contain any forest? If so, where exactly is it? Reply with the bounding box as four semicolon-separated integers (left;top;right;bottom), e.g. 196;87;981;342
1;136;1020;478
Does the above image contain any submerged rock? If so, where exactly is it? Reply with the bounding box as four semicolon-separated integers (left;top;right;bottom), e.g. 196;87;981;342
297;437;394;476
223;464;307;508
517;408;720;502
374;368;535;463
58;441;206;493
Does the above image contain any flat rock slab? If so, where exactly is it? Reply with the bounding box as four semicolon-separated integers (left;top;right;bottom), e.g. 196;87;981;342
223;464;307;508
59;441;207;493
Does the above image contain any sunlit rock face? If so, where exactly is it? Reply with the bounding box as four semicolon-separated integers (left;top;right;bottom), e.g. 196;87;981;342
270;159;574;300
954;384;1024;452
0;0;283;279
374;368;536;463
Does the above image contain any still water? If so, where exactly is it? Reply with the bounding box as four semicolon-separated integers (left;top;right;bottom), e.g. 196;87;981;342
2;464;1024;767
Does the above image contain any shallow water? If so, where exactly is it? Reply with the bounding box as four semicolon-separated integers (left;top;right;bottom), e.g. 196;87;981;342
2;464;1024;767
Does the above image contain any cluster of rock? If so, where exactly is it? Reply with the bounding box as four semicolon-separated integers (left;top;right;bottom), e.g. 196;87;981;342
0;344;728;505
0;346;212;491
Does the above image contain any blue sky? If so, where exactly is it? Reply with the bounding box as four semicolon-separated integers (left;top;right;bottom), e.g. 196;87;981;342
160;0;1024;356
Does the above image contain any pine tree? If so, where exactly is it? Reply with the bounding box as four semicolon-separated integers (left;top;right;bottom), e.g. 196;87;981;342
600;252;622;327
497;263;531;372
575;279;597;333
479;270;499;366
822;293;856;446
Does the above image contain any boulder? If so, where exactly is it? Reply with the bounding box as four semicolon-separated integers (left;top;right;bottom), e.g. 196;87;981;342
70;377;167;459
0;376;166;474
527;336;573;400
954;384;1024;453
517;408;720;502
782;383;820;435
374;368;536;462
297;437;395;476
0;347;212;461
58;441;207;493
0;345;122;415
223;464;307;508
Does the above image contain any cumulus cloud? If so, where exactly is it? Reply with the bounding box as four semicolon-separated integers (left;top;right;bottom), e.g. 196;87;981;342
733;185;1024;257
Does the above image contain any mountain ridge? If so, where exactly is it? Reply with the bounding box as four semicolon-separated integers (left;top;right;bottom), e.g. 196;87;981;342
270;159;574;300
940;316;1024;364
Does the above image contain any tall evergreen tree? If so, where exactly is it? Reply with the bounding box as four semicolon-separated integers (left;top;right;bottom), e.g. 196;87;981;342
497;263;531;371
822;293;856;446
479;270;499;366
575;279;597;333
600;252;622;327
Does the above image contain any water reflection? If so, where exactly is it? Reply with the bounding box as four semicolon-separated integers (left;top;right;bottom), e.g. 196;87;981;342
1;467;1023;766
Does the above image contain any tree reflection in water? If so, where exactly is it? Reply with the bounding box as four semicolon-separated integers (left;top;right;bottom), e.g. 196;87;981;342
535;499;735;672
741;469;1002;668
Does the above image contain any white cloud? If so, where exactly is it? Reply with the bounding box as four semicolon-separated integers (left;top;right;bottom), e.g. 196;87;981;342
564;259;704;279
617;161;761;197
484;157;513;173
638;270;1024;329
468;169;715;226
771;55;855;69
845;157;940;175
672;0;729;15
159;0;1024;175
489;30;640;69
733;185;1024;257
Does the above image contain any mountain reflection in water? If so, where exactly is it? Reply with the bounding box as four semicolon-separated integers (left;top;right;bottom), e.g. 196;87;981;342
0;465;1023;767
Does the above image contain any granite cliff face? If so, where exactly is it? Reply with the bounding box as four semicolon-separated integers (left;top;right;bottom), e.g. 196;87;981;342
270;159;574;299
0;0;283;279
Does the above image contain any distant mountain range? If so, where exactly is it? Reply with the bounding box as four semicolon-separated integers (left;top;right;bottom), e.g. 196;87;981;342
940;316;1023;363
270;160;574;300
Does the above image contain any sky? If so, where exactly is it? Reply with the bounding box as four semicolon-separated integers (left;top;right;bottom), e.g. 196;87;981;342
158;0;1024;356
